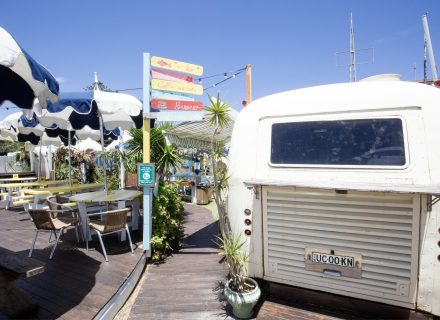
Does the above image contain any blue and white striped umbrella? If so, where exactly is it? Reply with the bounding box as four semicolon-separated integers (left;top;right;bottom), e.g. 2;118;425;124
0;112;75;147
34;90;143;131
0;27;59;117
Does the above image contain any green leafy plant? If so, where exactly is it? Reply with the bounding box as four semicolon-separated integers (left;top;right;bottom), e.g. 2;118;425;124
204;93;232;236
216;233;253;293
121;124;183;179
151;182;184;261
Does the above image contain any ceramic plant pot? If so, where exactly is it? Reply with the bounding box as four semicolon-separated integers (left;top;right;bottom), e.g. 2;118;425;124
224;277;261;319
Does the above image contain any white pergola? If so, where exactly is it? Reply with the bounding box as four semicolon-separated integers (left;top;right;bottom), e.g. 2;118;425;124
164;109;238;152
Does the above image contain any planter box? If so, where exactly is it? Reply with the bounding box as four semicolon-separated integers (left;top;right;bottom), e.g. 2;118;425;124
125;172;138;188
196;187;212;205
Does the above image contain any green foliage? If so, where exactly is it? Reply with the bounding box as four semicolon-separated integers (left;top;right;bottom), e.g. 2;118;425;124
83;81;113;92
204;93;232;129
0;141;25;156
151;182;184;261
52;147;100;183
216;233;250;292
121;124;183;179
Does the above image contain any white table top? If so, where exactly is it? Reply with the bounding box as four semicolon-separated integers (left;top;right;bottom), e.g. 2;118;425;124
69;189;142;203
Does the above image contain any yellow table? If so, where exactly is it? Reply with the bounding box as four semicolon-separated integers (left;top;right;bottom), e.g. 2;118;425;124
21;183;105;210
69;189;142;240
0;177;37;183
0;180;71;209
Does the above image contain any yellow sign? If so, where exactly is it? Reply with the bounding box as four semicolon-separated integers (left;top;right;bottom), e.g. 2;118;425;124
12;174;18;179
151;56;203;76
151;79;203;96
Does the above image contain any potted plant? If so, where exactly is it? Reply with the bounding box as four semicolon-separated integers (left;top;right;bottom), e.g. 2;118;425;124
217;233;261;319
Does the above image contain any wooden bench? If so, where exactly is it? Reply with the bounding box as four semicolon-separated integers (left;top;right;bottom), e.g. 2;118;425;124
0;247;45;317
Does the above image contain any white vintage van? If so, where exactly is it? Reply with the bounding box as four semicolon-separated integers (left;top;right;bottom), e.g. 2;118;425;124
227;75;440;316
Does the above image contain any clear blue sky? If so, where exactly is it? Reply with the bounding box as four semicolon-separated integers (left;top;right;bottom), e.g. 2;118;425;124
1;0;440;119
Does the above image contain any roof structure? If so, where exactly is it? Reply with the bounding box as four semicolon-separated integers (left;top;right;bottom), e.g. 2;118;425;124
164;109;238;152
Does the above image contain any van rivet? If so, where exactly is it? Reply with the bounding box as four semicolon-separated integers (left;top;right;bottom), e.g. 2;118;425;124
244;209;251;215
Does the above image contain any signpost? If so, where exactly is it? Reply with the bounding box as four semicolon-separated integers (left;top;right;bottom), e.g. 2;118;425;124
143;52;204;255
151;79;203;95
151;99;203;111
151;69;194;83
151;89;194;101
151;56;203;76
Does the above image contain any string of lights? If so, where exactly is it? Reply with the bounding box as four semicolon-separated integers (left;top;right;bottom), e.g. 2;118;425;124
1;67;246;111
114;66;247;93
201;67;246;91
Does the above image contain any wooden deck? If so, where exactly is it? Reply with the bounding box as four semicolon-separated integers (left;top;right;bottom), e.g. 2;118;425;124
0;203;144;319
256;283;433;320
128;204;230;320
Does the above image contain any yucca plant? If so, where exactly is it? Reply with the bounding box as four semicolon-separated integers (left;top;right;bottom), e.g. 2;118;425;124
216;233;252;292
204;93;232;237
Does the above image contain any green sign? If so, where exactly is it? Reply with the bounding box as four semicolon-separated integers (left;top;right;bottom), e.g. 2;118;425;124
138;163;155;186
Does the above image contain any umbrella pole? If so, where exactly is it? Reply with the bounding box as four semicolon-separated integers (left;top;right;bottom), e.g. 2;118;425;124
38;139;42;182
99;115;107;191
119;132;125;189
68;130;72;187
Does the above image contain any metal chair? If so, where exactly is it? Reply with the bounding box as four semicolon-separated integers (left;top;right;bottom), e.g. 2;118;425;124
46;194;78;213
28;208;81;259
86;208;134;262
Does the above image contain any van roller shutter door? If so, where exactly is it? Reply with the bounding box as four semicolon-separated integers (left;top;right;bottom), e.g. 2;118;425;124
262;186;420;308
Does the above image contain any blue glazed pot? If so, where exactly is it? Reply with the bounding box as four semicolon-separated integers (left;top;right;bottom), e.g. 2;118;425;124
224;277;261;319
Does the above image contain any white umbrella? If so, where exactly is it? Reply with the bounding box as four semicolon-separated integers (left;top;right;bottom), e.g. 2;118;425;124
0;27;59;118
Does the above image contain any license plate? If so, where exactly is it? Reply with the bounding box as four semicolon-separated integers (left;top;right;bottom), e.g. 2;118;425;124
305;248;362;278
312;252;355;268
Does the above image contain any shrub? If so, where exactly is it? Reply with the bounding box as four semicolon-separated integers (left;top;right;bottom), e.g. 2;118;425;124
151;181;184;261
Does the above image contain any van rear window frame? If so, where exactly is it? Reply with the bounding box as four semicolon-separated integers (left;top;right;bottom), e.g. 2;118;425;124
269;117;408;169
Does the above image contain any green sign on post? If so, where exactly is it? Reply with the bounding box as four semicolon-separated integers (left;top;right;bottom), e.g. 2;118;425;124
138;163;155;187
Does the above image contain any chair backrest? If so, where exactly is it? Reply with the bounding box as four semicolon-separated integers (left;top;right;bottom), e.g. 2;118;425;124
103;208;130;233
47;194;62;211
28;209;55;230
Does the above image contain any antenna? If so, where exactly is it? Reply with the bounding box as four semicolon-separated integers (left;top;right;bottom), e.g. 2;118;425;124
336;12;374;82
349;12;356;82
422;13;438;81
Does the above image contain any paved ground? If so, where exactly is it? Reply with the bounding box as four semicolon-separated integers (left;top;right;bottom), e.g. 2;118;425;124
126;204;230;320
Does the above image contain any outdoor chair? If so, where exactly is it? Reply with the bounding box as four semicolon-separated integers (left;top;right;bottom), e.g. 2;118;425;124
28;208;81;260
46;194;78;214
86;208;134;262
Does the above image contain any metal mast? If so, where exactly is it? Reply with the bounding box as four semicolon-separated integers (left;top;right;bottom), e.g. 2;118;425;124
349;12;357;82
422;13;438;81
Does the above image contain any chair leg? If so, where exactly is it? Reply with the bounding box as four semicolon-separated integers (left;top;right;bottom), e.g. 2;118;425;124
125;225;134;254
96;231;108;262
74;225;79;243
86;226;89;251
28;230;39;257
49;230;62;260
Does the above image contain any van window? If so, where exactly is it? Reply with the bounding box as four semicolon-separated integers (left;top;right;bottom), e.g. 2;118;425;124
271;118;405;166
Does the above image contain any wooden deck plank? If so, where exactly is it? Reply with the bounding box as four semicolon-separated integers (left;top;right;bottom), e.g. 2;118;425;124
128;204;230;319
0;201;144;319
257;283;433;320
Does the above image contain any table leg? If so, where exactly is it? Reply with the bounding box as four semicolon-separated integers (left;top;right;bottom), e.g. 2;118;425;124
77;202;91;241
118;201;127;241
5;189;12;210
132;198;140;231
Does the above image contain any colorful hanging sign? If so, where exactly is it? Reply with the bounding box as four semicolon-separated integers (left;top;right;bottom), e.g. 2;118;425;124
151;79;203;95
151;56;203;76
151;69;194;83
151;99;204;111
151;89;194;101
151;111;204;122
